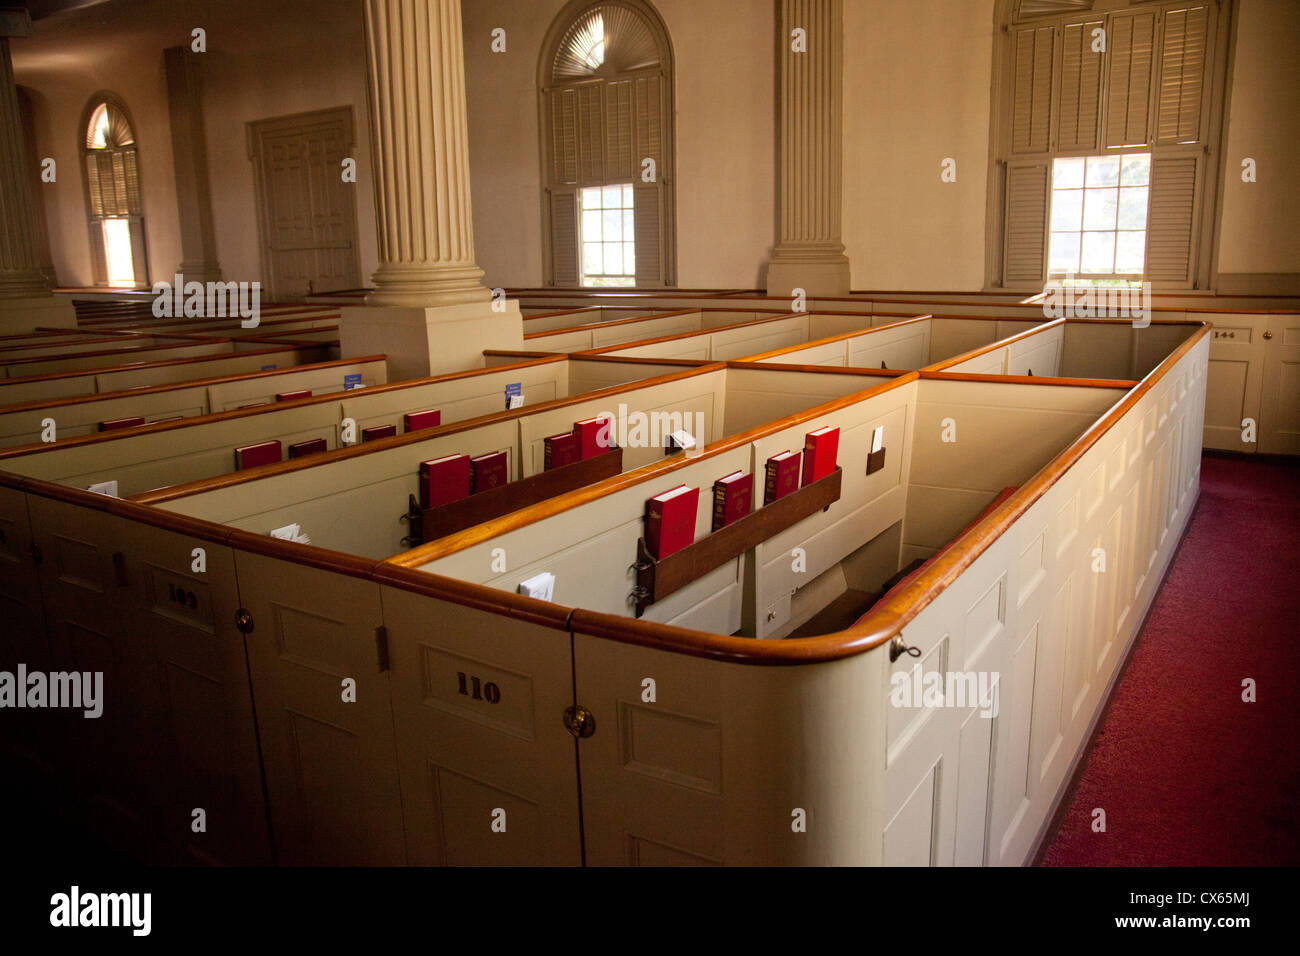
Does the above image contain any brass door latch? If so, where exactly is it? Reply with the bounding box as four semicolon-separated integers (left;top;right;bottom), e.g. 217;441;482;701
563;705;596;739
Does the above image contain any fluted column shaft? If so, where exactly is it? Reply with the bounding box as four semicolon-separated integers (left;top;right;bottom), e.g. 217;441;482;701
766;0;850;294
0;37;52;299
362;0;488;307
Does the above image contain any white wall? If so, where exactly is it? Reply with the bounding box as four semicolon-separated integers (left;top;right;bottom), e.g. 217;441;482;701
841;0;995;291
1215;0;1300;285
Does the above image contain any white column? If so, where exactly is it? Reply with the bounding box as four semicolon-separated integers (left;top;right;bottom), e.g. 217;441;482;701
164;46;222;283
765;0;852;297
0;18;74;331
363;0;487;308
342;0;519;378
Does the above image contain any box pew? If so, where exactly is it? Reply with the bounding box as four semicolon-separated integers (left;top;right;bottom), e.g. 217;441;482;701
0;356;389;447
523;309;706;352
0;343;333;405
575;312;903;363
0;357;573;495
0;332;190;360
521;306;660;333
0;324;1211;866
927;319;1066;376
145;366;887;562
0;338;234;378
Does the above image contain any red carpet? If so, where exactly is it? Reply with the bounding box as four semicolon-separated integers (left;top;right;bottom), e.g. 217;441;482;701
1040;453;1300;866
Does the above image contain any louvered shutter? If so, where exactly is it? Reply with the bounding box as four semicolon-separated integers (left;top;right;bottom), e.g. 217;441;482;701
87;222;108;286
1057;20;1103;151
604;79;634;182
1011;25;1054;154
632;73;667;285
577;85;604;185
1003;161;1050;286
128;219;149;288
1145;154;1198;287
550;88;578;185
123;150;142;216
1104;10;1156;147
85;154;104;218
548;188;579;286
1156;5;1210;145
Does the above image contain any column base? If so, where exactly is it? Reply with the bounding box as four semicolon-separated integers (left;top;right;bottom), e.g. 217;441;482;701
339;298;524;382
0;294;78;334
764;257;852;297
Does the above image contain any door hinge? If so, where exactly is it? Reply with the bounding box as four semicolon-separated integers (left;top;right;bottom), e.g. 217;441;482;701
563;704;596;739
375;625;390;672
235;607;254;634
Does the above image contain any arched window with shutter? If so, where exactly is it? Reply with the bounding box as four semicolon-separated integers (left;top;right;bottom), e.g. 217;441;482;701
81;93;148;288
539;0;675;288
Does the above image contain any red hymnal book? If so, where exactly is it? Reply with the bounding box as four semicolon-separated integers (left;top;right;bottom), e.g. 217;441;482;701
573;416;611;459
98;416;145;431
711;471;753;531
801;426;841;486
403;408;442;433
288;438;328;459
645;485;699;560
276;389;312;402
419;454;471;509
362;424;397;442
764;450;802;505
470;450;508;494
544;432;580;470
234;440;282;470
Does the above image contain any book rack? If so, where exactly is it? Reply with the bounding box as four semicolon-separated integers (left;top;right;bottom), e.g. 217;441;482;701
402;446;624;547
631;466;842;617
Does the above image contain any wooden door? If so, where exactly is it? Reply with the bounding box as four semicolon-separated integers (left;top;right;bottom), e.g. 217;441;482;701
234;550;405;865
1202;315;1266;452
249;108;361;301
378;586;582;865
1258;314;1300;454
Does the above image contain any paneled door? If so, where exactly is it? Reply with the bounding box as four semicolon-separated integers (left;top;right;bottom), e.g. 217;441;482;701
1258;314;1300;454
234;551;405;865
248;107;361;301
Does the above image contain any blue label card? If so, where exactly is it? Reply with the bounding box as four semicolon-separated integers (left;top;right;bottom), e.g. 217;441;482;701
261;365;277;371
505;382;523;409
344;373;363;391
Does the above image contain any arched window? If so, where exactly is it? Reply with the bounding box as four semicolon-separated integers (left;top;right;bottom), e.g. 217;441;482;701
81;93;148;288
539;0;675;288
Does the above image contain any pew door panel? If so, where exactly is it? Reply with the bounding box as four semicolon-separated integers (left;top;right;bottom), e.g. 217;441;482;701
27;496;163;857
378;587;582;865
112;522;271;864
234;551;405;865
1258;314;1300;454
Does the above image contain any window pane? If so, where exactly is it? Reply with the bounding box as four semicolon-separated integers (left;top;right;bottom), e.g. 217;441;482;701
1080;231;1115;273
603;242;622;274
1083;187;1118;230
602;209;622;241
583;243;602;274
623;209;635;237
1120;154;1151;186
1115;231;1146;273
1085;156;1120;187
1053;157;1085;189
1050;189;1083;231
623;183;633;207
1117;187;1148;229
582;186;602;208
602;185;622;207
623;242;636;275
1049;232;1080;273
582;209;602;242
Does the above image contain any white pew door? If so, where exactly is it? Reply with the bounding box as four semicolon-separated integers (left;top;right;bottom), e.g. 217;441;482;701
1258;314;1300;454
112;521;271;865
234;550;406;865
377;586;582;865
